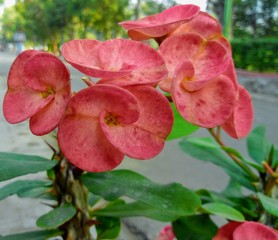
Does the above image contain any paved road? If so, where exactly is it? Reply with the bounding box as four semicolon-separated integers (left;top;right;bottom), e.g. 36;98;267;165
0;51;278;239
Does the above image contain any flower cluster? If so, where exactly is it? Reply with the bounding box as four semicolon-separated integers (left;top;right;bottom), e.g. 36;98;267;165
3;4;254;172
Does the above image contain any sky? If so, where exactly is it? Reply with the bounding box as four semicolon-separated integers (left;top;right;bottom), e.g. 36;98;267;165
0;0;207;15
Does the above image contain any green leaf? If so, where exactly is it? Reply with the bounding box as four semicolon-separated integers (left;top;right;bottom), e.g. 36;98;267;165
201;202;245;221
36;204;76;229
247;126;271;164
258;193;278;217
82;170;201;217
0;230;62;240
96;217;121;240
179;138;254;184
167;102;199;140
0;152;58;182
0;180;52;201
172;215;218;240
17;187;51;199
93;200;177;222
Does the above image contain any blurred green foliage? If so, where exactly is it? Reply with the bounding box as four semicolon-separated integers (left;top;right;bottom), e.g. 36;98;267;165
231;38;278;72
0;0;176;53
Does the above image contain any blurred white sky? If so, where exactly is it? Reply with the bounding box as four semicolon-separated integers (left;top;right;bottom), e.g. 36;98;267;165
0;0;207;15
176;0;207;10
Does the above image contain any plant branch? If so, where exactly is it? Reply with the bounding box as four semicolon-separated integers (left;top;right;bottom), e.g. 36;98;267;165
208;128;259;181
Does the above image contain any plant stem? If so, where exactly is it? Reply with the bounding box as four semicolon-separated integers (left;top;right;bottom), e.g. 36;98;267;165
53;157;93;240
208;128;259;181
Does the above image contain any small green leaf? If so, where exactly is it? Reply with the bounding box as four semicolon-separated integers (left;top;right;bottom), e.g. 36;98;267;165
247;126;271;164
0;230;62;240
172;215;218;240
36;204;76;229
201;202;245;221
167;102;199;140
179;138;252;180
0;152;58;182
82;170;201;217
93;201;177;222
0;180;52;201
17;187;51;199
96;217;121;240
258;193;278;217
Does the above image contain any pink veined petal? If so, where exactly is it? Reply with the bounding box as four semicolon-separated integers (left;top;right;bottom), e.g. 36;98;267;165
223;59;239;91
23;52;71;92
159;33;203;77
29;87;71;135
233;222;278;240
171;11;222;39
96;39;168;86
61;39;121;78
7;50;39;88
119;4;200;40
213;221;243;240
173;65;236;128
3;89;53;124
64;84;140;123
58;115;124;172
221;85;254;139
100;85;173;159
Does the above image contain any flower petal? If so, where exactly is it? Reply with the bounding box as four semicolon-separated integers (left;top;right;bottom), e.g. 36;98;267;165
213;221;243;240
119;4;200;40
24;52;71;91
97;39;168;86
100;85;173;159
3;89;53;123
61;39;118;78
58;115;124;172
171;11;222;40
221;85;253;139
30;87;71;135
233;222;278;240
7;50;39;88
173;64;236;128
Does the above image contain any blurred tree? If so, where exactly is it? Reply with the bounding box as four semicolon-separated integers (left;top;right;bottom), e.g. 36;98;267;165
1;0;178;52
207;0;278;38
1;5;23;43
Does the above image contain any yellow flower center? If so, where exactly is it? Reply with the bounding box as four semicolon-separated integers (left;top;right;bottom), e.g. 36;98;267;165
104;112;119;127
41;87;55;98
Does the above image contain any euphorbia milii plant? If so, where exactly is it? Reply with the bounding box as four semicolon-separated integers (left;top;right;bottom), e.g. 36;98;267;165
2;4;274;240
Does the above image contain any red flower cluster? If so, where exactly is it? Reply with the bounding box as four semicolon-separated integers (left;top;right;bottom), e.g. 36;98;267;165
3;4;254;172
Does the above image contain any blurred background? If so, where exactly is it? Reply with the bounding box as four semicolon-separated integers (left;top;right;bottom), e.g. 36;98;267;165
0;0;277;73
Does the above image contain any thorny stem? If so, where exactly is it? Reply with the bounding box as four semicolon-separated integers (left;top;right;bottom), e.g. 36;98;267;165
208;128;259;181
52;154;93;240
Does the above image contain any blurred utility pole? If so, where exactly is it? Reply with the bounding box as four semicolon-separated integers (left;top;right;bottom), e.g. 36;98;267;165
135;0;141;19
223;0;233;40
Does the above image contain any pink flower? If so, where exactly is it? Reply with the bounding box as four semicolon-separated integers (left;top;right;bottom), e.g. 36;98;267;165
61;39;168;87
57;84;173;172
172;61;235;128
213;221;278;240
158;33;235;128
119;4;200;41
158;33;231;93
156;225;175;240
3;50;71;135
